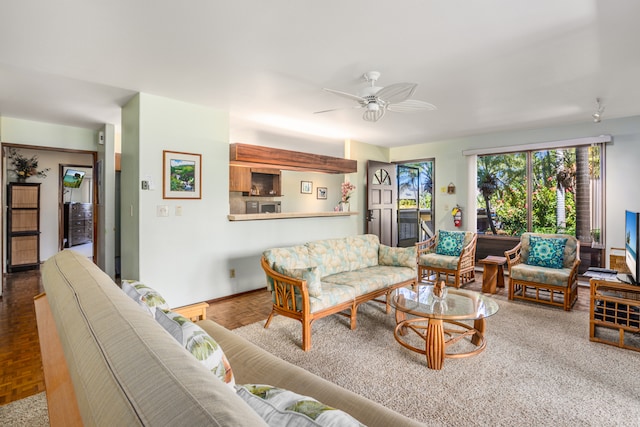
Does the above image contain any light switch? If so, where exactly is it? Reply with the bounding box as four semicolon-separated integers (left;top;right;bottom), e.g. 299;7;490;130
175;206;182;216
157;205;169;217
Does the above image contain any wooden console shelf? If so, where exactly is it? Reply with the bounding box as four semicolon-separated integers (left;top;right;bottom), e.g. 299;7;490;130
589;278;640;352
230;143;357;174
227;211;357;221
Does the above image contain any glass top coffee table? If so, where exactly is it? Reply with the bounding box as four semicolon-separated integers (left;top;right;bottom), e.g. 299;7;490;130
392;284;499;370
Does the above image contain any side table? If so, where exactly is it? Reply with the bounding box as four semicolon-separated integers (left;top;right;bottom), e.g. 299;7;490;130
479;255;507;294
172;301;209;322
590;278;640;352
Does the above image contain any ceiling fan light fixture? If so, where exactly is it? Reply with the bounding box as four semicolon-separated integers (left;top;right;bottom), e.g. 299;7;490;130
593;97;605;123
367;102;380;112
318;71;436;123
363;108;384;122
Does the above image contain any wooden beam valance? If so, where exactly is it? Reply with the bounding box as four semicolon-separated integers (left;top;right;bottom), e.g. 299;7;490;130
229;143;357;174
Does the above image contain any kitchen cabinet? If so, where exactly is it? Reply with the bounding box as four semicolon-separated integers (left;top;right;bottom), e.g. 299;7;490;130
7;183;41;272
229;166;281;196
229;165;251;192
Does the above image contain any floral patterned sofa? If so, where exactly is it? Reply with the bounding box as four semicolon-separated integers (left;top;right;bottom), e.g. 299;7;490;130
261;234;417;351
505;232;580;311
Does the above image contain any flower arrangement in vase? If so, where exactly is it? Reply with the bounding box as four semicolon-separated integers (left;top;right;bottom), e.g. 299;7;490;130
340;181;356;211
7;148;51;182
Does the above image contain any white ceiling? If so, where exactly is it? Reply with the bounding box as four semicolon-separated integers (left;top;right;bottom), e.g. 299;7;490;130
1;1;639;148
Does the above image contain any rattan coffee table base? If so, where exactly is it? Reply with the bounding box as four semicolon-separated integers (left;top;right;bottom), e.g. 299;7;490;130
394;318;487;370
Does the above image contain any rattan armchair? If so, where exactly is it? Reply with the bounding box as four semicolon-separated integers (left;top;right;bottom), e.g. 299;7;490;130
504;232;580;311
416;230;477;288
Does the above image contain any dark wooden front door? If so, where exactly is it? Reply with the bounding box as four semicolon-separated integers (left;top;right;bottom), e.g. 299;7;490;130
367;161;397;246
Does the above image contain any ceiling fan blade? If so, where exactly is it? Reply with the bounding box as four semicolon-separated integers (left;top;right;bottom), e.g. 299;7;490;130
314;104;363;114
375;83;417;104
323;88;366;103
363;107;385;122
314;108;343;114
387;99;437;113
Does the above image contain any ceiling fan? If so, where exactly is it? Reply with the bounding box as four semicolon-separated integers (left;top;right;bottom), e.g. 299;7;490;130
315;71;436;122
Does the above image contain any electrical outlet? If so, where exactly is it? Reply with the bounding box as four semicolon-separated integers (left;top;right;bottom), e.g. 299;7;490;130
229;269;236;278
141;180;149;190
157;205;169;217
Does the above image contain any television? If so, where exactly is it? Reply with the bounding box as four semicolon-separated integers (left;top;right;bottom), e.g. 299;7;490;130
62;169;85;188
622;210;640;284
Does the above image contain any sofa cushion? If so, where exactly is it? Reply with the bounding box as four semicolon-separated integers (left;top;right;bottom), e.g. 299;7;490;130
236;384;364;427
510;263;573;287
323;266;416;294
305;283;357;313
277;266;322;298
435;230;465;256
306;234;380;277
379;245;416;268
527;236;567;269
156;309;235;387
263;245;311;291
121;280;170;316
418;253;459;270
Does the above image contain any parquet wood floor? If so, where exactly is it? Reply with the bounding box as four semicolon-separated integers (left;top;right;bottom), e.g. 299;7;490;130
0;270;46;405
0;268;589;406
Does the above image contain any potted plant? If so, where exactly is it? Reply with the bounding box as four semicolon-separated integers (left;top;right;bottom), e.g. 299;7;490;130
7;148;50;182
340;181;356;211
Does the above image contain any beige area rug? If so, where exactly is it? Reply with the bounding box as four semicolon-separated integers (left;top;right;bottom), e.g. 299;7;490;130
0;392;49;426
233;299;640;426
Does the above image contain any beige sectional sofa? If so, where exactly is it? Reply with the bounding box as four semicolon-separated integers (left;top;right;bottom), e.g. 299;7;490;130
261;234;417;351
37;250;421;427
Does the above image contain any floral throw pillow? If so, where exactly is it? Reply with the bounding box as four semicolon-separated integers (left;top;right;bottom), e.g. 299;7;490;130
527;236;567;269
121;280;170;317
236;384;365;427
155;310;235;387
435;231;465;257
276;266;322;298
379;245;416;268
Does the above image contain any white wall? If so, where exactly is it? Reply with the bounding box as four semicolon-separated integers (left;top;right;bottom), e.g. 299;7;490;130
0;117;117;278
389;115;640;267
121;93;359;308
281;171;344;212
22;150;93;260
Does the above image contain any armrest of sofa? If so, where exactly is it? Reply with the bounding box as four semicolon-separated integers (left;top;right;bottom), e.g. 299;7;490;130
261;256;311;314
198;319;425;427
504;242;523;273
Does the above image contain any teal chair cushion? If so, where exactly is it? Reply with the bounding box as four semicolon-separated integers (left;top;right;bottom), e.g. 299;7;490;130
435;230;465;256
527;236;567;269
520;232;578;269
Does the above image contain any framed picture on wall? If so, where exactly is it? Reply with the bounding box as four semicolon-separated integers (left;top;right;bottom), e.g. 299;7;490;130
317;187;327;199
163;150;202;199
301;181;312;194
